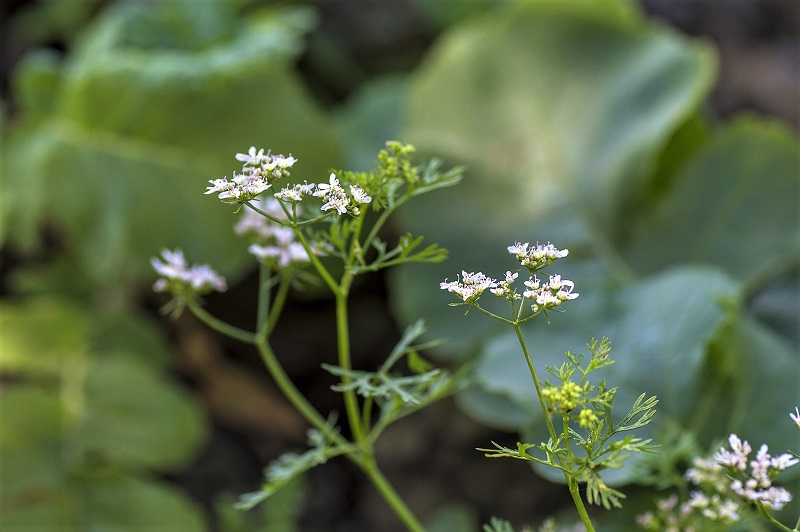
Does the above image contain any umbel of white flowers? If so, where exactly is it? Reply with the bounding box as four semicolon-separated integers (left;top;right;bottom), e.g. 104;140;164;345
440;242;578;311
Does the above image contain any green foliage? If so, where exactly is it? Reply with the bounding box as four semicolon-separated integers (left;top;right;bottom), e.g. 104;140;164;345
479;340;657;511
0;299;207;530
2;1;340;286
236;427;345;511
387;0;799;499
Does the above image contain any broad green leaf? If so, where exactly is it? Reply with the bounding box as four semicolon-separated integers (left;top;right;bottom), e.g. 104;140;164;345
0;387;67;499
3;3;341;286
0;298;90;375
77;472;205;532
712;314;800;477
627;116;800;281
335;74;409;171
78;355;207;470
392;2;715;349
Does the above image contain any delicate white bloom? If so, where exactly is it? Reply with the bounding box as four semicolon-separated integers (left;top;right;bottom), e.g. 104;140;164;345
791;407;800;428
235;197;317;269
209;148;297;204
275;181;315;202
521;274;578;312
249;242;309;268
440;271;498;303
206;168;271;204
235;197;290;240
490;271;520;300
714;434;750;471
771;453;800;470
235;146;267;165
685;457;727;491
508;241;569;271
350;185;372;204
151;249;226;295
314;174;350;215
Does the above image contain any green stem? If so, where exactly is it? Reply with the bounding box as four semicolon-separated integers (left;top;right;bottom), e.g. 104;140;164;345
335;294;366;444
754;501;795;532
513;324;595;532
188;301;256;344
361;457;424;532
267;275;292;336
256;264;271;337
255;339;346;446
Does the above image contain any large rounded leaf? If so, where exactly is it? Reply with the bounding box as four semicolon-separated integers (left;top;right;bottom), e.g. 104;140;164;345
392;2;715;349
78;356;207;470
3;3;341;285
626;116;800;281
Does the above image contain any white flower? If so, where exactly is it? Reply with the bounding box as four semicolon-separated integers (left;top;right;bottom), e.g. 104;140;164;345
714;434;750;471
314;174;350;215
151;249;226;295
206;168;271;204
275;181;315;202
249;241;310;268
521;274;578;312
508;241;569;271
490;271;520;300
440;271;498;303
771;453;800;470
350;185;372;204
790;407;800;429
235;146;267;166
209;148;297;203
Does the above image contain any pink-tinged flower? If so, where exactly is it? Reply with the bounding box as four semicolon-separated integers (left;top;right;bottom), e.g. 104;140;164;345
151;249;226;296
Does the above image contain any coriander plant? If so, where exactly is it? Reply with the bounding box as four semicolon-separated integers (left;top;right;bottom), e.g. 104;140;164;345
152;142;463;531
440;244;659;531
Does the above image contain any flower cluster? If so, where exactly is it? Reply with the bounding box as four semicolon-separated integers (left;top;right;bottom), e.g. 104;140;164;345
637;410;800;530
151;249;227;296
439;271;498;303
273;173;371;216
206;147;297;204
712;433;797;509
440;242;577;313
235;198;311;269
508;241;569;272
312;174;372;215
522;274;579;313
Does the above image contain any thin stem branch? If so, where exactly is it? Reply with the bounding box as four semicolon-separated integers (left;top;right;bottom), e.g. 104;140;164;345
361;457;424;532
188;301;256;344
513;323;595;532
335;294;366;444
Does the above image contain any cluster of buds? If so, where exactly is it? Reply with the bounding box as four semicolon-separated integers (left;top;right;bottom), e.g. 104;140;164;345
440;242;578;314
206;147;297;204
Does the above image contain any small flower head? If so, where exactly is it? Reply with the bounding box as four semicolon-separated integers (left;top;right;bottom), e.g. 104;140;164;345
151;249;226;297
235;197;318;270
275;181;315;203
207;148;297;204
489;271;521;300
790;407;800;429
314;174;350;215
440;271;498;303
522;274;579;313
508;241;569;272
